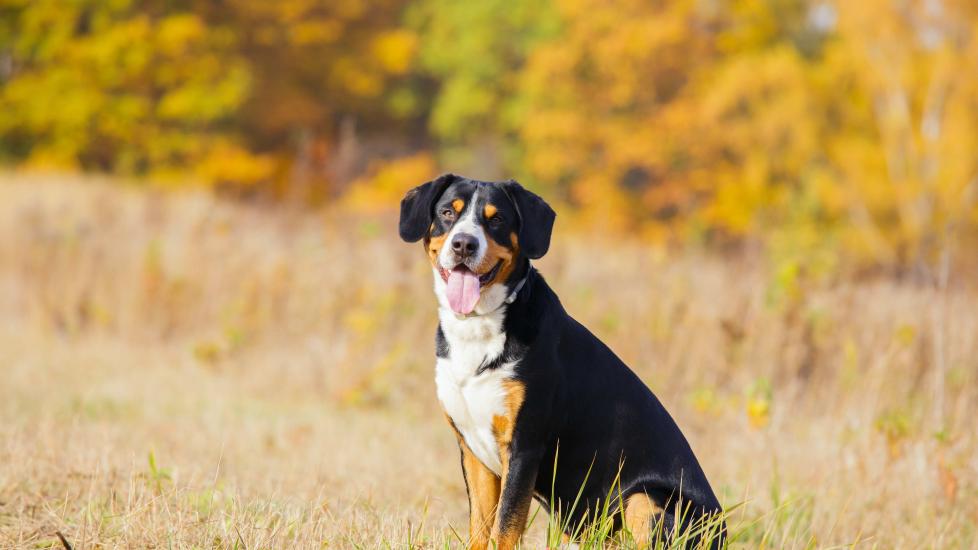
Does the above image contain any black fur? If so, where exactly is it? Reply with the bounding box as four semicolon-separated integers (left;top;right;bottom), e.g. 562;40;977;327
501;268;724;544
435;325;449;359
399;173;457;242
500;180;555;259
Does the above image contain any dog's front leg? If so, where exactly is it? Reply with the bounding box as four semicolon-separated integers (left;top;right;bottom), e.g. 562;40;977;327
448;415;502;550
491;446;543;550
459;441;501;550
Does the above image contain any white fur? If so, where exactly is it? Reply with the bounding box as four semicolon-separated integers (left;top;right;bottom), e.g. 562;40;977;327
437;190;487;271
434;277;516;476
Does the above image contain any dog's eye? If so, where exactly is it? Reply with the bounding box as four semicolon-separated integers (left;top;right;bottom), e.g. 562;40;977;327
440;208;456;220
488;215;503;226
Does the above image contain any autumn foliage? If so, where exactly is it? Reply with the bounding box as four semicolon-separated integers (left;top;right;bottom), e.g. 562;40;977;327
2;0;978;270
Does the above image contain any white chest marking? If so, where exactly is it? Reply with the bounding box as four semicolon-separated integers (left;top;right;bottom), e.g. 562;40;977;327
435;306;515;476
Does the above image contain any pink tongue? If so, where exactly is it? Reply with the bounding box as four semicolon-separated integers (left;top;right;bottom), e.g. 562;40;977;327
446;268;481;315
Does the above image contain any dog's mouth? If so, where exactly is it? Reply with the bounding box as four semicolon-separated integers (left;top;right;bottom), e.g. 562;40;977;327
438;261;503;315
437;262;501;285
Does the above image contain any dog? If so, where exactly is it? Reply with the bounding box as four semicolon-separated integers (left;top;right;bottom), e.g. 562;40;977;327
399;174;724;549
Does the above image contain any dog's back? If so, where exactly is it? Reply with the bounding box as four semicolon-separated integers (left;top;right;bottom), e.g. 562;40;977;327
507;269;724;544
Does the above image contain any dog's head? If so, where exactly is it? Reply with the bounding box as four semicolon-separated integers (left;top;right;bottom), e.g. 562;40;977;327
399;174;555;316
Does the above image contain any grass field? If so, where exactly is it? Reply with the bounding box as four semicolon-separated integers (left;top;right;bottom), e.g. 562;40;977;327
1;174;976;548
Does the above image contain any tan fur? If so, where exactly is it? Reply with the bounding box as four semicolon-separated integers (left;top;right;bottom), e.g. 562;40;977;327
483;203;498;219
464;446;501;550
447;414;501;550
476;232;519;291
624;493;664;549
491;379;525;459
452;198;465;213
490;380;528;550
426;229;447;267
493;525;525;550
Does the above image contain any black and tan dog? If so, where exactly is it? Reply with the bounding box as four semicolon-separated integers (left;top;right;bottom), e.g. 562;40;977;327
399;174;723;549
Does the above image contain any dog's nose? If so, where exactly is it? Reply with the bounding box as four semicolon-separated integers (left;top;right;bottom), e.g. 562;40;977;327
451;233;479;258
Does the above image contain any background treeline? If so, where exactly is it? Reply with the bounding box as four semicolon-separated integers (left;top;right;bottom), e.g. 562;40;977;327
2;0;978;274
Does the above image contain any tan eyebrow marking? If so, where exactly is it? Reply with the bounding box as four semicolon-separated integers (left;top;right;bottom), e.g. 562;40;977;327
452;198;464;213
484;204;498;219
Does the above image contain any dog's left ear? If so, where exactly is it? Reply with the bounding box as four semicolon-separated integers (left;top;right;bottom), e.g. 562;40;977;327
399;173;457;242
502;180;556;259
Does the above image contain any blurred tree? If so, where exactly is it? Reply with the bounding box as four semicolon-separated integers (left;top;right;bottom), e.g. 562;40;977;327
0;0;417;192
823;0;978;270
223;0;418;194
516;0;978;269
518;0;719;234
0;0;254;180
407;0;558;177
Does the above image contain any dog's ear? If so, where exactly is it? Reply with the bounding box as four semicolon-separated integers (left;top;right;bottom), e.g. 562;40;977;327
399;173;457;242
502;180;556;259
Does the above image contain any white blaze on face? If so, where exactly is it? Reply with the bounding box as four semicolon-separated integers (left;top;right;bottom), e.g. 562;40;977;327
435;190;499;316
437;190;487;271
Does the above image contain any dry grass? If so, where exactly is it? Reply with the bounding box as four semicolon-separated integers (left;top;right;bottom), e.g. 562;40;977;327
1;173;976;548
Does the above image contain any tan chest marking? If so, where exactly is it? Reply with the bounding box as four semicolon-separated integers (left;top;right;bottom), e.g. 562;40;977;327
491;379;525;464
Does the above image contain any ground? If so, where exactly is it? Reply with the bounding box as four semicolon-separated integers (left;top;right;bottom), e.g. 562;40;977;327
1;175;976;548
